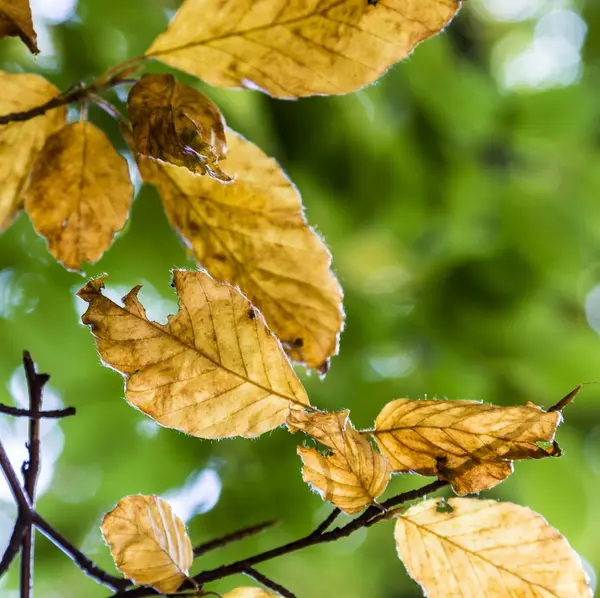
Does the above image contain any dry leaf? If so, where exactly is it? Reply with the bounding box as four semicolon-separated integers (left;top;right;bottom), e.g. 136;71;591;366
77;270;310;438
146;0;462;99
288;409;391;514
371;399;561;494
102;495;193;594
0;0;38;53
128;73;231;182
135;128;343;371
225;589;277;598
395;498;592;598
0;73;65;230
23;121;133;270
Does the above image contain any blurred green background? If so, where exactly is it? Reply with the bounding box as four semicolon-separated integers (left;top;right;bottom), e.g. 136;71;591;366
1;0;600;596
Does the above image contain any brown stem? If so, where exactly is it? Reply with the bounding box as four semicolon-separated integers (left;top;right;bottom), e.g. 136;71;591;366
193;520;278;558
243;567;297;598
0;404;75;418
0;519;28;576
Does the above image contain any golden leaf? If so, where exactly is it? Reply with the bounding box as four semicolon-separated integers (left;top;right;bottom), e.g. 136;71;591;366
23;121;133;270
135;128;343;371
371;399;561;494
395;498;592;598
101;495;193;594
0;0;38;53
225;589;276;598
77;270;310;439
0;73;65;230
146;0;462;99
288;409;391;514
128;73;231;182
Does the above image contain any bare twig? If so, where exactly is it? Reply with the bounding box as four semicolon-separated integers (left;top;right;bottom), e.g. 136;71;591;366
309;508;340;536
0;404;75;419
193;520;278;557
0;519;28;576
244;567;297;598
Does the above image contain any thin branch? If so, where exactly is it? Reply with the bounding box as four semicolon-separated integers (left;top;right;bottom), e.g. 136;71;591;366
243;567;297;598
0;518;28;576
193;520;278;557
309;508;340;537
0;404;75;419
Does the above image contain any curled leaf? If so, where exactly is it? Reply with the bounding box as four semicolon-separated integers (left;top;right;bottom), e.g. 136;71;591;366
102;495;193;594
77;270;310;439
288;409;390;514
395;498;592;598
128;73;231;182
24;121;133;270
371;399;561;494
0;0;38;53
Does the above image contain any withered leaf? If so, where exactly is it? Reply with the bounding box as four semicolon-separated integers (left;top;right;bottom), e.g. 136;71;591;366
23;121;133;270
102;495;193;594
395;498;592;598
225;589;277;598
77;270;310;438
0;72;66;230
288;409;390;514
135;128;344;371
371;399;561;494
128;73;231;182
0;0;38;53
146;0;462;99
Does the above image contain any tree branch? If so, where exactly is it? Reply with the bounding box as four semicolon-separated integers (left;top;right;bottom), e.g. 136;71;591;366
193;520;278;557
243;567;297;598
0;518;28;576
0;404;75;419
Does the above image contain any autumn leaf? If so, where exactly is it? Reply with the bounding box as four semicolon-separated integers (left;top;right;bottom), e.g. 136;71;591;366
395;498;592;598
0;73;65;230
77;270;310;438
225;589;277;598
135;128;344;371
23;121;133;270
128;73;231;182
287;409;390;514
145;0;462;99
102;495;193;594
370;399;561;494
0;0;38;53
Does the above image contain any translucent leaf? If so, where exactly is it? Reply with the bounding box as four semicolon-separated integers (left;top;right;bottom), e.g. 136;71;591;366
225;589;277;598
0;0;37;53
372;399;561;494
146;0;462;99
395;498;592;598
77;270;310;439
101;495;193;594
288;409;390;514
24;121;133;270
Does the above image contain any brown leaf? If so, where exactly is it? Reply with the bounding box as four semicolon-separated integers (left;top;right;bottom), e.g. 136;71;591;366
128;73;231;182
395;498;592;598
77;270;310;439
225;589;277;598
135;128;344;371
23;121;133;270
0;72;65;230
146;0;462;99
102;495;193;594
288;409;391;514
0;0;38;53
371;399;561;494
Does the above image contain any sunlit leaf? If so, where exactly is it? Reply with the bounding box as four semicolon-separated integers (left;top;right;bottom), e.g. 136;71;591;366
102;495;193;594
135;128;344;371
77;270;310;438
371;399;561;494
0;72;65;230
0;0;38;53
23;121;133;270
288;409;390;514
395;498;592;598
225;588;277;598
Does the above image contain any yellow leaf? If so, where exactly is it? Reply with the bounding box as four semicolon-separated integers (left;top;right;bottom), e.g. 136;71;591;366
77;270;310;438
146;0;462;99
371;399;561;494
0;0;38;53
101;495;193;594
225;589;277;598
128;73;231;182
0;73;65;230
288;409;391;514
136;128;344;371
23;121;133;270
395;498;592;598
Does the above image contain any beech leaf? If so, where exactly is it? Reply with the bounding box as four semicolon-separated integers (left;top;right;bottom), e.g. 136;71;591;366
135;128;344;371
287;409;391;514
101;495;193;594
0;0;38;53
23;121;133;270
77;270;310;439
0;72;66;230
146;0;462;99
371;399;561;494
128;73;232;182
395;498;592;598
225;589;277;598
